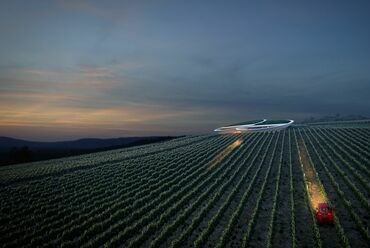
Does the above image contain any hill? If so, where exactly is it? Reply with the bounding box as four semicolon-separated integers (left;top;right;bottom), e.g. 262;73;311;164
300;114;369;124
0;125;369;247
0;136;176;166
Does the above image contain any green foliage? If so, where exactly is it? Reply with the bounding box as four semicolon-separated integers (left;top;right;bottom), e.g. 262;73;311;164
1;125;370;247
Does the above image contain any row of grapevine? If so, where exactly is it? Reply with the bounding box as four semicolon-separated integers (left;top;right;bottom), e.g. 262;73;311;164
0;134;214;183
149;133;265;248
288;130;297;248
212;133;272;247
1;134;234;247
172;133;275;248
265;130;286;248
301;129;370;242
354;127;370;142
299;128;367;246
309;128;370;211
292;129;322;248
49;135;238;247
1;137;214;232
1;125;369;247
330;128;370;169
338;128;370;157
130;133;265;248
297;128;351;247
315;129;370;193
84;135;245;247
0;135;226;238
194;132;275;248
214;132;277;247
318;128;370;178
330;128;370;165
241;131;281;247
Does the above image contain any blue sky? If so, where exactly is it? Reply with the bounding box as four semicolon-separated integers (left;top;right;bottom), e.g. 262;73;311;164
1;0;370;140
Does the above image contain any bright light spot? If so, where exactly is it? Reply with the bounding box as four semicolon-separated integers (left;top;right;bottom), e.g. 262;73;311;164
208;138;243;170
298;141;327;209
307;182;326;209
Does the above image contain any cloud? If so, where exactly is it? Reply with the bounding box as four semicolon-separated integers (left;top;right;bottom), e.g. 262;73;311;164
78;64;113;77
60;0;127;21
0;63;208;139
21;69;59;77
2;55;369;138
0;100;204;135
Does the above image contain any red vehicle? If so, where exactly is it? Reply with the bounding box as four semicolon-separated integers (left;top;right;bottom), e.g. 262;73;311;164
315;203;334;225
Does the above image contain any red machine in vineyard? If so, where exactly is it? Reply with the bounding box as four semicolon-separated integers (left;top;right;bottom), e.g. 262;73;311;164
315;203;334;225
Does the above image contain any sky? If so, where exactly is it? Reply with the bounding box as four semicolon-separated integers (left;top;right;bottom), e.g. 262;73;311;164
0;0;370;141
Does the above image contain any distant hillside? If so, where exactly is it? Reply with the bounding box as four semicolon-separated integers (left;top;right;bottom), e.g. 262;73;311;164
300;114;368;124
0;137;147;150
0;136;177;166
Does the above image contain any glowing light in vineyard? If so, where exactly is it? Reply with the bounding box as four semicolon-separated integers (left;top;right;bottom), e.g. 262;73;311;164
208;138;243;170
298;140;327;209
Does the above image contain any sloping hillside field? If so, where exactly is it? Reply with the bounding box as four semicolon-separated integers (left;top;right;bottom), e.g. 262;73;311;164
0;126;369;247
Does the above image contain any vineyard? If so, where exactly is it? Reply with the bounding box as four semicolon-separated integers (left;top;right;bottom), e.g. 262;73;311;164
0;126;369;247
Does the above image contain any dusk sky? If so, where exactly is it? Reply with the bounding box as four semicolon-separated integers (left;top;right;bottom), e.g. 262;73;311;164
1;0;370;141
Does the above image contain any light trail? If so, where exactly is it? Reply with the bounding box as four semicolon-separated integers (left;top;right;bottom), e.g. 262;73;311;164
297;138;327;209
208;138;243;170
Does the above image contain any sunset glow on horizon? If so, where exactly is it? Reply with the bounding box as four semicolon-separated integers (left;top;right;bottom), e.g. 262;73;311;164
1;0;369;140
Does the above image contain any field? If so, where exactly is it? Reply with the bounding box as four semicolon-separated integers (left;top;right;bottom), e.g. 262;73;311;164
0;126;369;247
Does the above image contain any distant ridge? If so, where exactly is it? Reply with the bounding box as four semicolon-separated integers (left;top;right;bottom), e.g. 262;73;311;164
300;114;368;124
0;136;146;150
0;136;177;166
